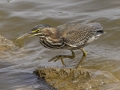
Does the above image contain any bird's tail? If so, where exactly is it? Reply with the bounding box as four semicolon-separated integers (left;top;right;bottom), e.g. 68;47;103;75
90;22;106;36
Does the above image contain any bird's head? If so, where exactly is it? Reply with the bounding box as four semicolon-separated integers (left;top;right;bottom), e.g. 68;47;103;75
28;24;51;37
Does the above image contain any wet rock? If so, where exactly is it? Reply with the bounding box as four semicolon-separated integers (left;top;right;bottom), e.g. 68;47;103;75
0;35;19;60
0;35;56;90
98;82;120;90
0;35;17;51
34;67;119;90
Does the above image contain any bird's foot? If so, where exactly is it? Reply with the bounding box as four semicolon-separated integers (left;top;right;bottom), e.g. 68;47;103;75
48;50;75;66
48;55;75;66
48;55;66;66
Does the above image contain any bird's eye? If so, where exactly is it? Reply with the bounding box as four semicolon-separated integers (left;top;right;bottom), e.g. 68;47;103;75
37;29;40;32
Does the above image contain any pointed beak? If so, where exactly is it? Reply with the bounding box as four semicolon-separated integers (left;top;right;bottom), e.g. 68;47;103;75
28;31;39;37
28;29;43;36
17;33;33;40
17;31;38;40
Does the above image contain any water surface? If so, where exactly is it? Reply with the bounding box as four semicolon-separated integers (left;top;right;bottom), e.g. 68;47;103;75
0;0;120;90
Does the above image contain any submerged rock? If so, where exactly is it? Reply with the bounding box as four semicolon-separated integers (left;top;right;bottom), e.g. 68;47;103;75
0;35;17;51
0;35;56;90
0;35;19;61
34;67;119;90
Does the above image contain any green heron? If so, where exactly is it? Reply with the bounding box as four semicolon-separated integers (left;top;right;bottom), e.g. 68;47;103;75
18;22;104;68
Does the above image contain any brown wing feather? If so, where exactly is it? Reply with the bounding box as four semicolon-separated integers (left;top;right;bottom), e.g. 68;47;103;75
57;22;102;47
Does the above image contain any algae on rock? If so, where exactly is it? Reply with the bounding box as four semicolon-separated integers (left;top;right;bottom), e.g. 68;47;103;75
34;67;119;90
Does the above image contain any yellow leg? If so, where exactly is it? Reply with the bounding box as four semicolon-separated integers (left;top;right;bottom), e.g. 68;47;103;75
60;57;66;66
75;48;87;68
81;48;87;57
48;50;75;66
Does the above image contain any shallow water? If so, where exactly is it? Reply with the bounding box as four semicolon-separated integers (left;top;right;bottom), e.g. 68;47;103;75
0;0;120;90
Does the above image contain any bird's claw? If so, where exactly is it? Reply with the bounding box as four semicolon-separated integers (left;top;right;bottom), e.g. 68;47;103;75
48;55;61;62
48;55;66;66
48;50;75;66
